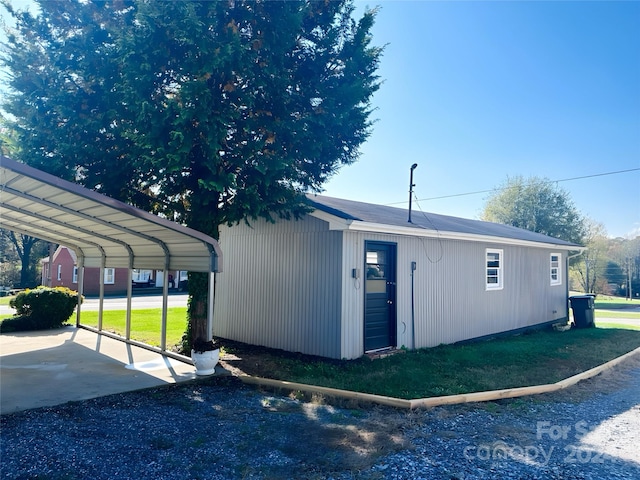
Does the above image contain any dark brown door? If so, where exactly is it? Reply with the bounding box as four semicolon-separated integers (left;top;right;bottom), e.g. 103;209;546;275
364;241;397;352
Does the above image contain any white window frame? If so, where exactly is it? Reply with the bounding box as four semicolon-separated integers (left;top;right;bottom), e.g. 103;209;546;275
486;248;504;291
104;268;115;285
132;269;152;282
72;266;78;284
57;264;62;281
550;253;562;286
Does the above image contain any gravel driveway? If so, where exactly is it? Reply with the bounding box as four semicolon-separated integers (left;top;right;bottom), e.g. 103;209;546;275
2;352;639;479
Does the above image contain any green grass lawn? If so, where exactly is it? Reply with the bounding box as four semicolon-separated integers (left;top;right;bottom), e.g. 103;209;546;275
592;294;640;310
0;296;13;306
225;326;640;399
0;305;188;348
596;310;640;319
80;308;188;348
596;322;640;331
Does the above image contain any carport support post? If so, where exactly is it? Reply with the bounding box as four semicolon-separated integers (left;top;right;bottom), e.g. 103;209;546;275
98;256;105;330
125;258;133;340
76;255;85;327
160;264;170;351
207;271;215;340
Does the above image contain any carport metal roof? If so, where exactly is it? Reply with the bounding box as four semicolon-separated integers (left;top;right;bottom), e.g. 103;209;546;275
0;156;222;273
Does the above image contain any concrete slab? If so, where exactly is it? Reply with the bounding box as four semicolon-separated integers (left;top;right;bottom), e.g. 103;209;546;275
0;327;201;414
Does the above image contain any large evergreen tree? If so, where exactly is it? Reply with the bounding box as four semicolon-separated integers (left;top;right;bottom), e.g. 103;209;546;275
1;1;148;203
1;0;383;347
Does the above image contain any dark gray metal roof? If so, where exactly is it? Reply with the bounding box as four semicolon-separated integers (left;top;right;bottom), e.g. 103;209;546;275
308;194;582;248
0;156;222;271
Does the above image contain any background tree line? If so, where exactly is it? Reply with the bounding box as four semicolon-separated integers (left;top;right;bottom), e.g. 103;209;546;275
570;225;639;298
481;175;639;298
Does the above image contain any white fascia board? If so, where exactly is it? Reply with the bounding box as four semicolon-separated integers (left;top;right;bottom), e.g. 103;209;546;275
309;211;584;251
345;221;585;251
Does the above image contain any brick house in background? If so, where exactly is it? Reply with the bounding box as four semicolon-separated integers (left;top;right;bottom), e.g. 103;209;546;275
41;246;186;296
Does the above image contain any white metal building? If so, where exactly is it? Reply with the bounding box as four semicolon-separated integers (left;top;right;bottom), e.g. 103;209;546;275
213;195;583;359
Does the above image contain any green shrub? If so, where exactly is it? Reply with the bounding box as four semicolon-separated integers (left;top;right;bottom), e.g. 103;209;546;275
0;315;44;333
3;286;83;332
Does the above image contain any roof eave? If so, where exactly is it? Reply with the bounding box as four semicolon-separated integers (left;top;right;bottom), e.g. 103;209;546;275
309;209;354;230
313;214;584;251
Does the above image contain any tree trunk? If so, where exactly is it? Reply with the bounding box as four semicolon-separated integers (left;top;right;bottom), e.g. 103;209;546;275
187;271;209;344
184;191;221;352
9;233;39;288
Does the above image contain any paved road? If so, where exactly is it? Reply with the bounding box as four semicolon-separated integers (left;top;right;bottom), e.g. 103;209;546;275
594;308;640;327
0;294;188;315
81;294;188;311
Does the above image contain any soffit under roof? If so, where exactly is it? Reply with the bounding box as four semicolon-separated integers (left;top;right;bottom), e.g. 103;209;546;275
0;156;222;272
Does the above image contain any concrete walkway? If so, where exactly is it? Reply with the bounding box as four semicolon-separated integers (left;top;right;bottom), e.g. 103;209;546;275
0;327;201;414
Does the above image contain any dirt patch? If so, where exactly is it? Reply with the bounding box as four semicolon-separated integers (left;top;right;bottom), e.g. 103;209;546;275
218;339;329;379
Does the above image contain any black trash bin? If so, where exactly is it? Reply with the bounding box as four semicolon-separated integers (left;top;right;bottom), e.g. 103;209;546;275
569;295;595;328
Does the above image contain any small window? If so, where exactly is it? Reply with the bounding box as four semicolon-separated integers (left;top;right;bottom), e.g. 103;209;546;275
104;268;115;285
486;249;503;290
550;253;562;286
132;269;152;283
366;251;386;279
57;265;62;281
72;266;78;284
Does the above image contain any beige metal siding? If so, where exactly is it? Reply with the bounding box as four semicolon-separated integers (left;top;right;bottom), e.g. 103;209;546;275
340;234;365;359
213;215;343;358
215;213;570;360
341;232;568;357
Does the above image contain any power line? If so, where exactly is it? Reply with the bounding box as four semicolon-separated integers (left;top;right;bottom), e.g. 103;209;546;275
385;167;640;206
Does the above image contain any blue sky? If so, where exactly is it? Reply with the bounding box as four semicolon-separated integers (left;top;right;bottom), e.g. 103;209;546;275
322;0;640;238
2;1;639;238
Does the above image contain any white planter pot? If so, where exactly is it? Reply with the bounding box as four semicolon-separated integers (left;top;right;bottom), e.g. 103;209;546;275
191;348;220;376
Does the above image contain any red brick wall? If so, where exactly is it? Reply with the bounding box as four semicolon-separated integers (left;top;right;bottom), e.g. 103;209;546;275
42;247;182;296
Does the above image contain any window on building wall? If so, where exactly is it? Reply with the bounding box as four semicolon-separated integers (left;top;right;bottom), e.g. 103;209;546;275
486;249;503;290
132;269;152;282
104;268;115;285
73;266;78;284
57;265;62;281
550;253;562;286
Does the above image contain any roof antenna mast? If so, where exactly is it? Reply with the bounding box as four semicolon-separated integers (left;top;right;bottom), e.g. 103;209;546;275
408;163;418;223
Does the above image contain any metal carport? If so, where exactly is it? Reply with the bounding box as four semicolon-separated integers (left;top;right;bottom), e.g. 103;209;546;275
0;155;222;363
